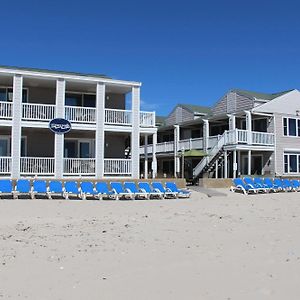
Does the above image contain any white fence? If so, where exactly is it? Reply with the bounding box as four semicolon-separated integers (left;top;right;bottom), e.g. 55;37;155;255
105;109;132;125
0;157;11;173
65;106;96;123
20;157;55;175
0;101;13;119
22;103;55;121
64;158;95;175
104;159;132;175
140;111;155;127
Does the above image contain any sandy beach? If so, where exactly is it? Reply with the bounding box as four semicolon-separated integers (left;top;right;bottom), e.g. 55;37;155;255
0;190;300;299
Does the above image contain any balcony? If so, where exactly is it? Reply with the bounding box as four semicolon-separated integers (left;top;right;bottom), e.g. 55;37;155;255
0;102;155;128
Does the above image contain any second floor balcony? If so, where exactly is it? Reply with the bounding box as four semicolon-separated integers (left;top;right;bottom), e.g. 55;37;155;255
0;101;155;127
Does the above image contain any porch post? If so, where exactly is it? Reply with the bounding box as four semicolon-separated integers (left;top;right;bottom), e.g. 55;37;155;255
54;79;65;179
215;159;218;178
203;119;209;152
174;125;180;177
224;150;228;178
131;86;140;179
248;150;251;175
144;135;148;179
245;111;252;144
152;132;157;178
233;149;237;178
11;75;23;179
237;150;241;176
95;82;105;178
228;114;236;130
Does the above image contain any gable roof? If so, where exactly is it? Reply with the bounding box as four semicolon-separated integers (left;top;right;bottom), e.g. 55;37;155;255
232;88;294;101
177;103;212;115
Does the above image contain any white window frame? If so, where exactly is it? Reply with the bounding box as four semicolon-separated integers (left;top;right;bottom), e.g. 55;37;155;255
282;117;300;137
283;152;300;174
0;86;29;103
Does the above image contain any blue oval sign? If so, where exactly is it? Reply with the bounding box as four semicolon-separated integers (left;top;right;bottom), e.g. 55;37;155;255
49;118;71;134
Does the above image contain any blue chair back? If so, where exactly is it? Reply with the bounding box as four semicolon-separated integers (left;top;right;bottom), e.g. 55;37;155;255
80;182;94;193
33;180;47;193
152;182;166;193
264;178;275;188
254;177;264;186
274;178;284;188
165;182;179;192
49;181;63;193
65;181;79;193
291;179;300;188
0;179;12;193
282;178;292;188
16;180;31;193
138;182;152;193
95;182;111;194
124;182;138;193
110;182;124;193
233;178;248;189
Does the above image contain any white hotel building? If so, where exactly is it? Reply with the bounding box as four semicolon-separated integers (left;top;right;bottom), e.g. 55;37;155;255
0;66;157;179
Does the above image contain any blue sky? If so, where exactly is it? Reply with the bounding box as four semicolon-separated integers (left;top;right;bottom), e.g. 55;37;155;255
1;0;300;115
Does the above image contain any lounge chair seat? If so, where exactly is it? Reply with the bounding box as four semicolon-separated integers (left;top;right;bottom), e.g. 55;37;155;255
80;182;98;200
243;177;268;193
64;181;80;199
165;182;191;198
110;182;134;200
264;178;281;192
48;181;64;199
14;179;31;199
124;182;148;199
31;180;50;199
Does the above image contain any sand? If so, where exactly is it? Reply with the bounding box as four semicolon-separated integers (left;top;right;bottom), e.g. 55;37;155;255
0;190;300;299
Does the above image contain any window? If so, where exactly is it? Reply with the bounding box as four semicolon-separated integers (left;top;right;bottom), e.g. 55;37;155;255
83;94;96;107
0;87;27;102
65;93;82;106
283;117;300;137
284;153;300;173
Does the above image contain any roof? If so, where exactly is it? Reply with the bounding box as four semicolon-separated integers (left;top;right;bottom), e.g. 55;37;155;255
0;65;110;79
178;103;212;115
232;88;293;100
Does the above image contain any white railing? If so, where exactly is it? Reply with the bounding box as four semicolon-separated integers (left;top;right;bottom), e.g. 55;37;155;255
140;111;155;127
252;131;274;145
0;101;13;119
65;106;96;123
22;103;55;121
20;157;55;175
207;136;219;148
0;157;11;173
104;159;132;175
64;158;95;175
105;109;132;125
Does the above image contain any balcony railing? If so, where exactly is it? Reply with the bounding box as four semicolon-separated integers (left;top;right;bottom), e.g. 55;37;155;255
104;159;131;175
64;158;95;175
0;101;13;119
0;157;11;173
20;157;55;175
65;106;96;123
225;129;275;145
140;111;155;127
105;109;132;125
22;103;55;121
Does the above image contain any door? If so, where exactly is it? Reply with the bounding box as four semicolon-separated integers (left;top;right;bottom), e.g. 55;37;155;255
64;141;77;158
79;141;90;158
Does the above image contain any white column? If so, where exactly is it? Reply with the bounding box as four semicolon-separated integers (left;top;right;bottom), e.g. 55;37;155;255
131;86;140;179
152;132;157;178
95;82;105;178
248;150;252;175
54;79;65;179
11;75;23;179
203;119;209;152
229;114;236;130
224;150;228;178
245;111;252;144
174;125;180;177
237;150;241;176
144;135;148;179
233;149;237;178
215;159;218;178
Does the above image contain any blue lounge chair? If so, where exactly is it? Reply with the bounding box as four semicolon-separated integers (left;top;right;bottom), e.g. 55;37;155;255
31;180;49;199
14;179;31;199
264;178;281;192
230;178;257;195
110;182;134;200
291;179;300;191
95;182;116;200
273;178;290;192
152;182;177;198
254;177;278;192
124;182;148;199
243;177;268;193
80;182;98;200
48;181;64;199
64;181;80;199
165;182;191;198
282;179;296;192
138;182;163;199
0;179;13;199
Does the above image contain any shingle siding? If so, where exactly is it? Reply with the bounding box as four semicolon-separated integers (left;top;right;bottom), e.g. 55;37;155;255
165;107;194;126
